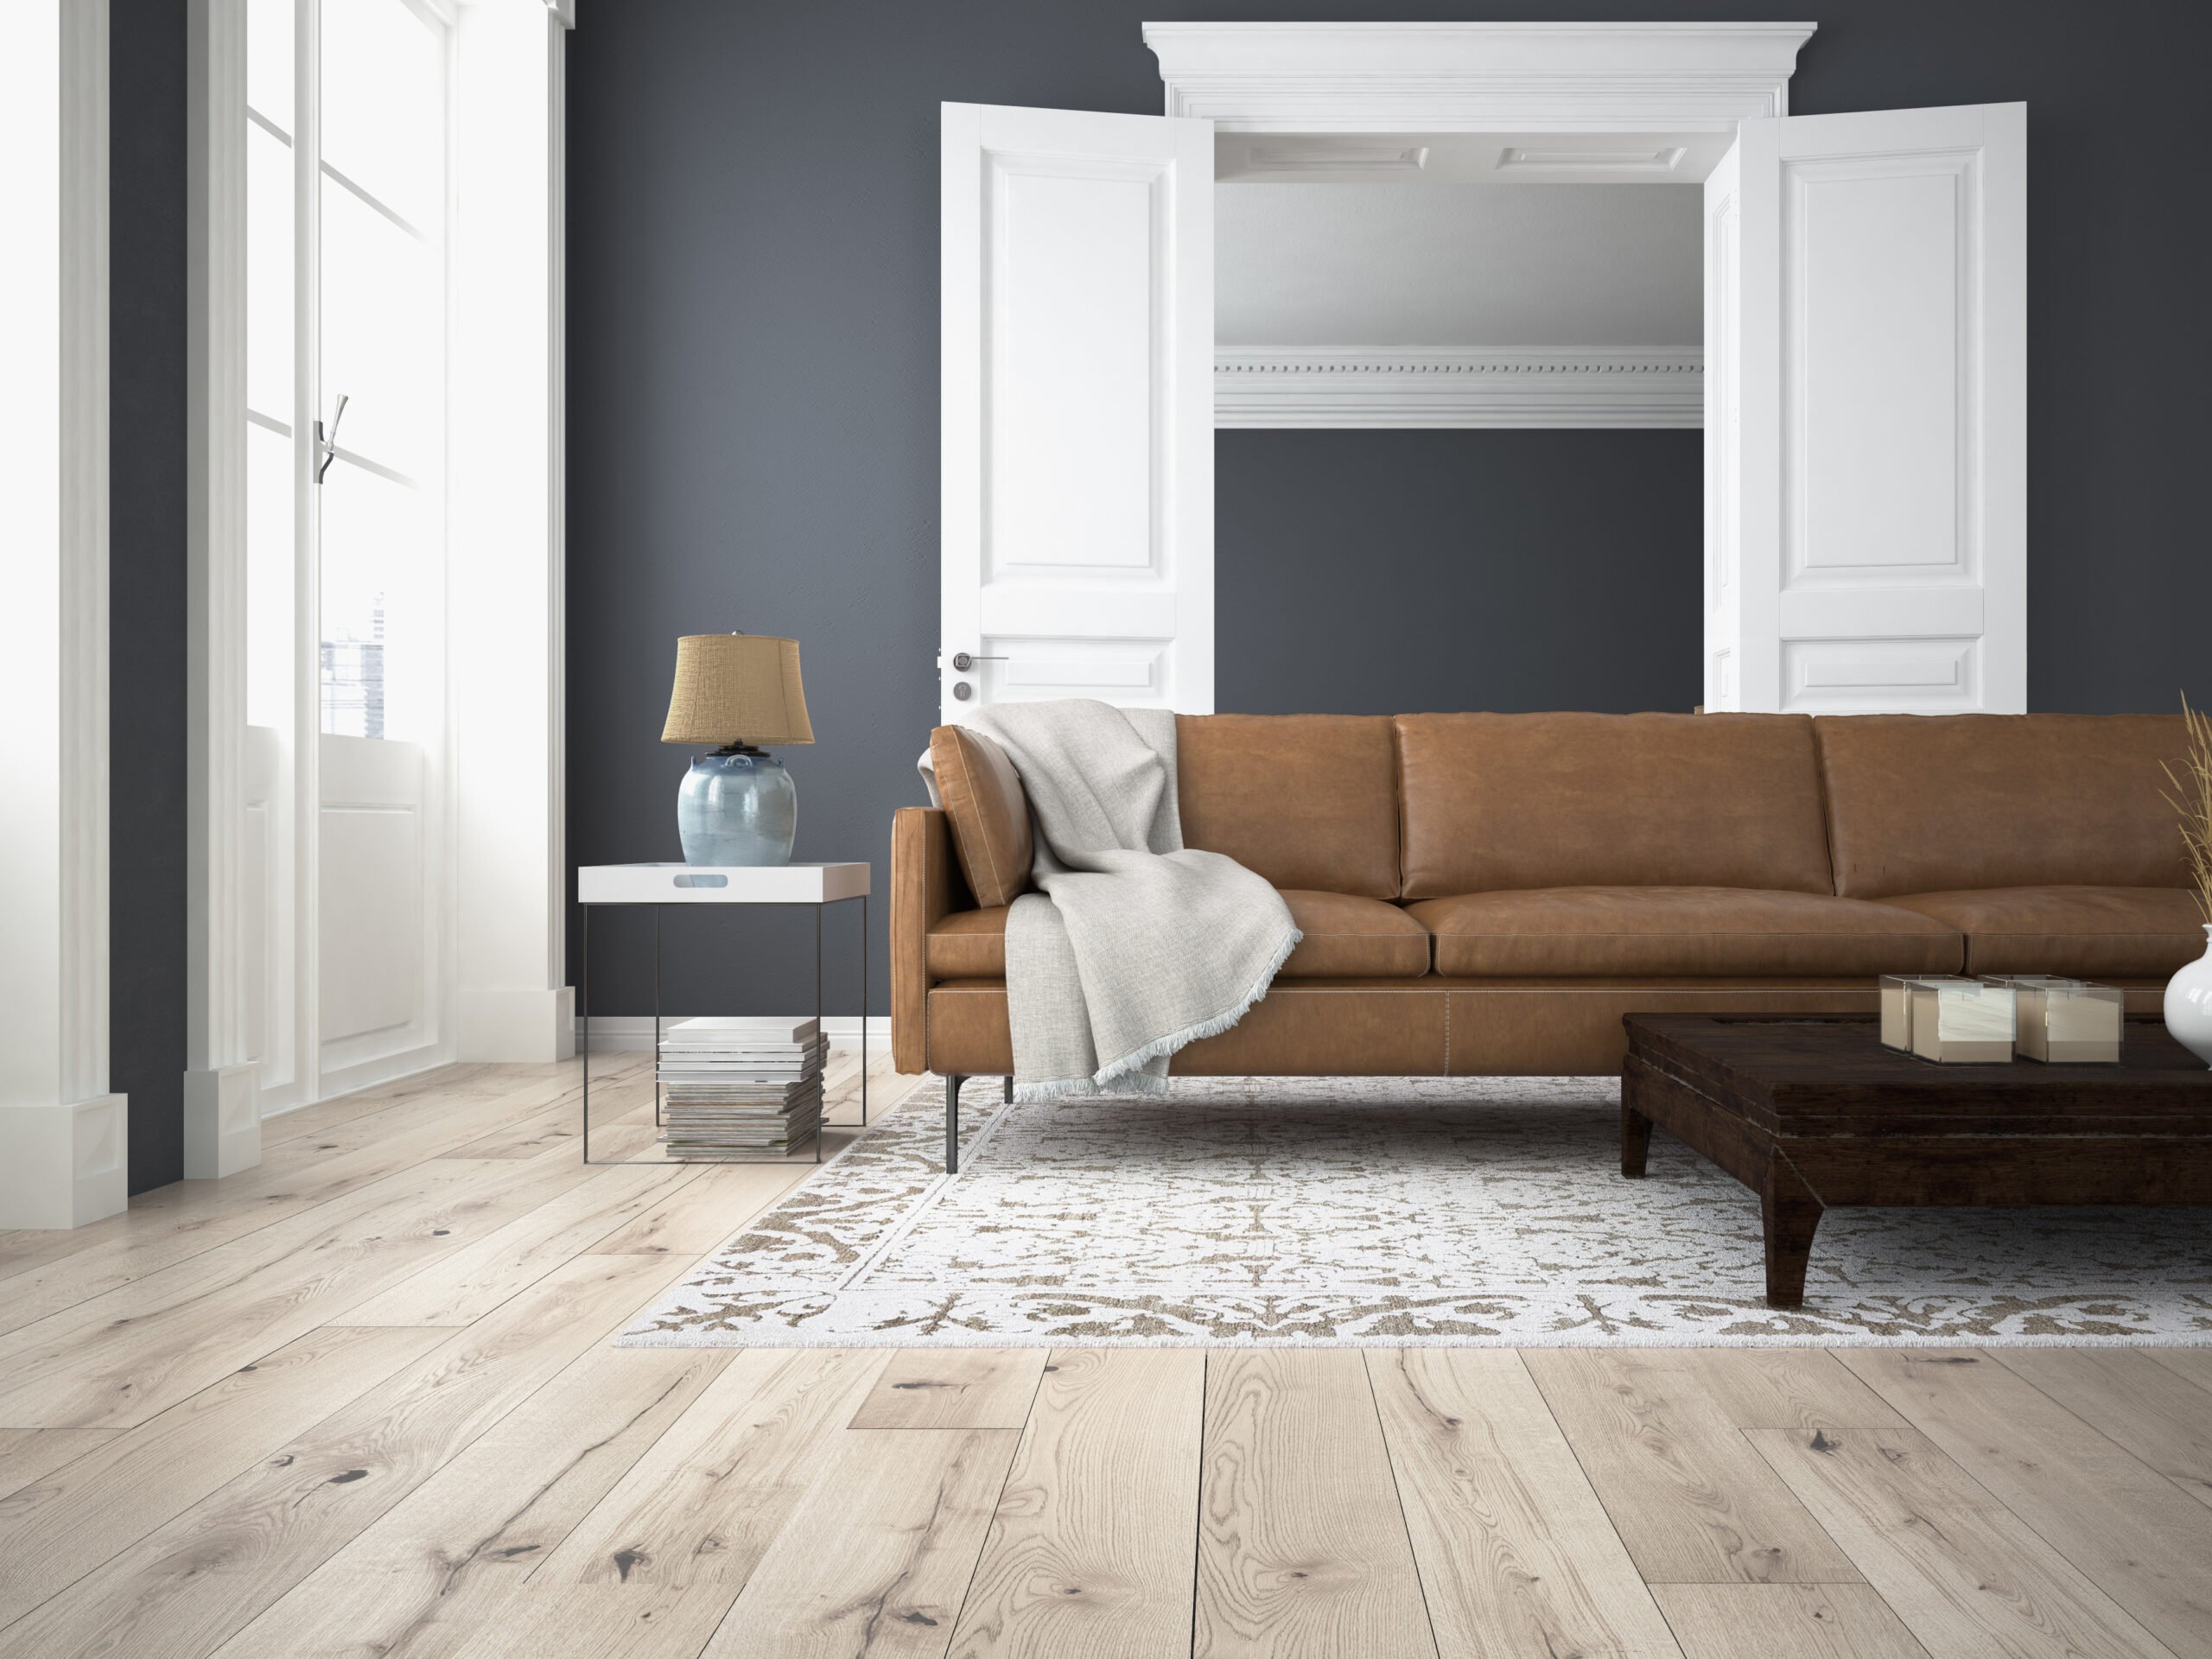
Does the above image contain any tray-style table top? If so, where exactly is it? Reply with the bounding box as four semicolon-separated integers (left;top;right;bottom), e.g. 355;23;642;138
1621;1013;2212;1306
577;862;870;906
1624;1014;2212;1126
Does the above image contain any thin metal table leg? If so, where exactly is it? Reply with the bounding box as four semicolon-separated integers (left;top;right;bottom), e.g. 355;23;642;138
814;903;823;1162
580;903;591;1165
861;893;869;1127
653;904;663;1128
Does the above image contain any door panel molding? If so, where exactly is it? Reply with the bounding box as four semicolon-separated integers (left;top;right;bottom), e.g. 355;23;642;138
942;101;1213;721
1709;101;2025;714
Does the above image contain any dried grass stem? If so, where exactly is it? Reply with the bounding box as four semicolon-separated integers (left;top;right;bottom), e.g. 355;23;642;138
2163;692;2212;925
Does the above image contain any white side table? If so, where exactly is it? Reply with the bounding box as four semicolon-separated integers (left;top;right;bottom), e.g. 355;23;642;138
575;862;872;1165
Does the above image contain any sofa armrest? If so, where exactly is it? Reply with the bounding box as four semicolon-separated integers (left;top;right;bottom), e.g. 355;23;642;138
891;806;969;1073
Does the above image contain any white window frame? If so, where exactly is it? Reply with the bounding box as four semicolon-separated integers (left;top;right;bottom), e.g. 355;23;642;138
188;0;575;1171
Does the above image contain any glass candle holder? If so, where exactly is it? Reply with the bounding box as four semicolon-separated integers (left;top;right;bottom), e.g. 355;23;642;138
1982;976;2124;1064
1906;977;2017;1064
1880;974;1979;1053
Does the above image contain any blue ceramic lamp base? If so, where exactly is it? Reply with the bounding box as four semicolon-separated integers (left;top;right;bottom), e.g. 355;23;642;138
677;747;797;867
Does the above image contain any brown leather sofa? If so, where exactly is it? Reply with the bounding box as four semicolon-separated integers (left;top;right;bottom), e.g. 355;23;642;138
893;712;2197;1118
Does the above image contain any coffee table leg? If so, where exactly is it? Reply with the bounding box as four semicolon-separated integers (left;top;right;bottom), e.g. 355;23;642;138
1621;1104;1654;1178
1760;1157;1823;1308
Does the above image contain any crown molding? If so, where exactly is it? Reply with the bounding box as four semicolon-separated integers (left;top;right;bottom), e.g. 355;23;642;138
1215;346;1703;429
1144;22;1815;131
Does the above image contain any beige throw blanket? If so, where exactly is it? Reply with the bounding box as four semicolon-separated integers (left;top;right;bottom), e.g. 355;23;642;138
935;701;1300;1101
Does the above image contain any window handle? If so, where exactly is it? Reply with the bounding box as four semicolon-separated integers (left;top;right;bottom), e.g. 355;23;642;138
314;393;350;483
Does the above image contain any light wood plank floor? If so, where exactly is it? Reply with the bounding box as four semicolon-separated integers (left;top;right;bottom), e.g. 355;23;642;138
2;1052;2207;1658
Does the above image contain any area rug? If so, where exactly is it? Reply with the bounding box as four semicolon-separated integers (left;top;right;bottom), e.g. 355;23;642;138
618;1075;2212;1347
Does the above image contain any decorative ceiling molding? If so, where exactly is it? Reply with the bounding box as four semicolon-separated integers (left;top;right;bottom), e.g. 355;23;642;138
1242;141;1431;175
1144;22;1816;132
1215;346;1704;429
1497;144;1689;174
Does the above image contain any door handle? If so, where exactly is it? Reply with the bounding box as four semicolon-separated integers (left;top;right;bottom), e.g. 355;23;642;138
949;652;1006;673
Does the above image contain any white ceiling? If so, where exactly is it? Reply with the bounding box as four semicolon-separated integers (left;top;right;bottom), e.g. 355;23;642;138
1215;182;1703;350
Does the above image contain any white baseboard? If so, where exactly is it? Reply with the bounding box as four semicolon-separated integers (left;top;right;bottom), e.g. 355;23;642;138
184;1063;260;1179
461;986;577;1063
575;1014;889;1053
0;1094;129;1229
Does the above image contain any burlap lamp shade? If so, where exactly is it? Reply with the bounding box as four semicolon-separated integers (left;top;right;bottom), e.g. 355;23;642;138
661;633;815;749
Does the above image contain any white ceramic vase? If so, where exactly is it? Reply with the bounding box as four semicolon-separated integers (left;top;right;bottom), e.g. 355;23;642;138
2168;925;2212;1068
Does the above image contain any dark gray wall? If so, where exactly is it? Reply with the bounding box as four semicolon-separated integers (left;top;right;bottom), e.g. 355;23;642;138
1219;429;1702;715
112;0;188;1192
567;0;2212;1018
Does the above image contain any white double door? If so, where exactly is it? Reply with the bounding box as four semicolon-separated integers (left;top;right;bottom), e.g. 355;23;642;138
1703;102;2026;713
245;0;451;1111
940;99;2026;720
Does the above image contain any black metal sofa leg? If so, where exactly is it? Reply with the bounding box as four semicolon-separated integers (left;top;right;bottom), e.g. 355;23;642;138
1004;1075;1014;1103
944;1074;963;1174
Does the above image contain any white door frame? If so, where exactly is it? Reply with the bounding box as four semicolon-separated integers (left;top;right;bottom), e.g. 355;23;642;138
1144;22;1810;130
1146;20;1819;714
1145;22;2030;718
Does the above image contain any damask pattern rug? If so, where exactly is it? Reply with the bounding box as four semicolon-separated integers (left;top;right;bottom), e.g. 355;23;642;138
619;1075;2212;1348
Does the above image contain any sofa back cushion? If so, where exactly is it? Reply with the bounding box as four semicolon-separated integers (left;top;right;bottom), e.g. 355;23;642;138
1395;712;1834;900
1177;715;1401;899
928;725;1033;908
1816;714;2189;896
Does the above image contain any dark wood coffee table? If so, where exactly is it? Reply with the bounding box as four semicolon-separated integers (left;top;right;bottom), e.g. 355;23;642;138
1621;1014;2212;1308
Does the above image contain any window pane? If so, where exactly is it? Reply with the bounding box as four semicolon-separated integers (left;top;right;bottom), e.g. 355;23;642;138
247;0;294;134
319;176;437;480
247;121;294;424
321;467;435;742
246;421;296;730
319;0;442;232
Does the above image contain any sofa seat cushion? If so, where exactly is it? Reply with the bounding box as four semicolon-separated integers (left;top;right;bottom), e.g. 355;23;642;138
1275;890;1432;978
925;891;1429;982
925;906;1011;978
1408;887;1962;978
1882;887;2204;977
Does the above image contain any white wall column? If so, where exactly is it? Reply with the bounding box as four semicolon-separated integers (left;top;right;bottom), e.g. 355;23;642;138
0;0;126;1229
451;0;575;1061
184;0;260;1175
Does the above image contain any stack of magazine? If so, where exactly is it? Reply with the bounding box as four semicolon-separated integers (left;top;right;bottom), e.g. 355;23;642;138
657;1016;826;1157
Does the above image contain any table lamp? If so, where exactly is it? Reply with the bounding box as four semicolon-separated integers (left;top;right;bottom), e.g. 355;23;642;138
661;632;814;866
